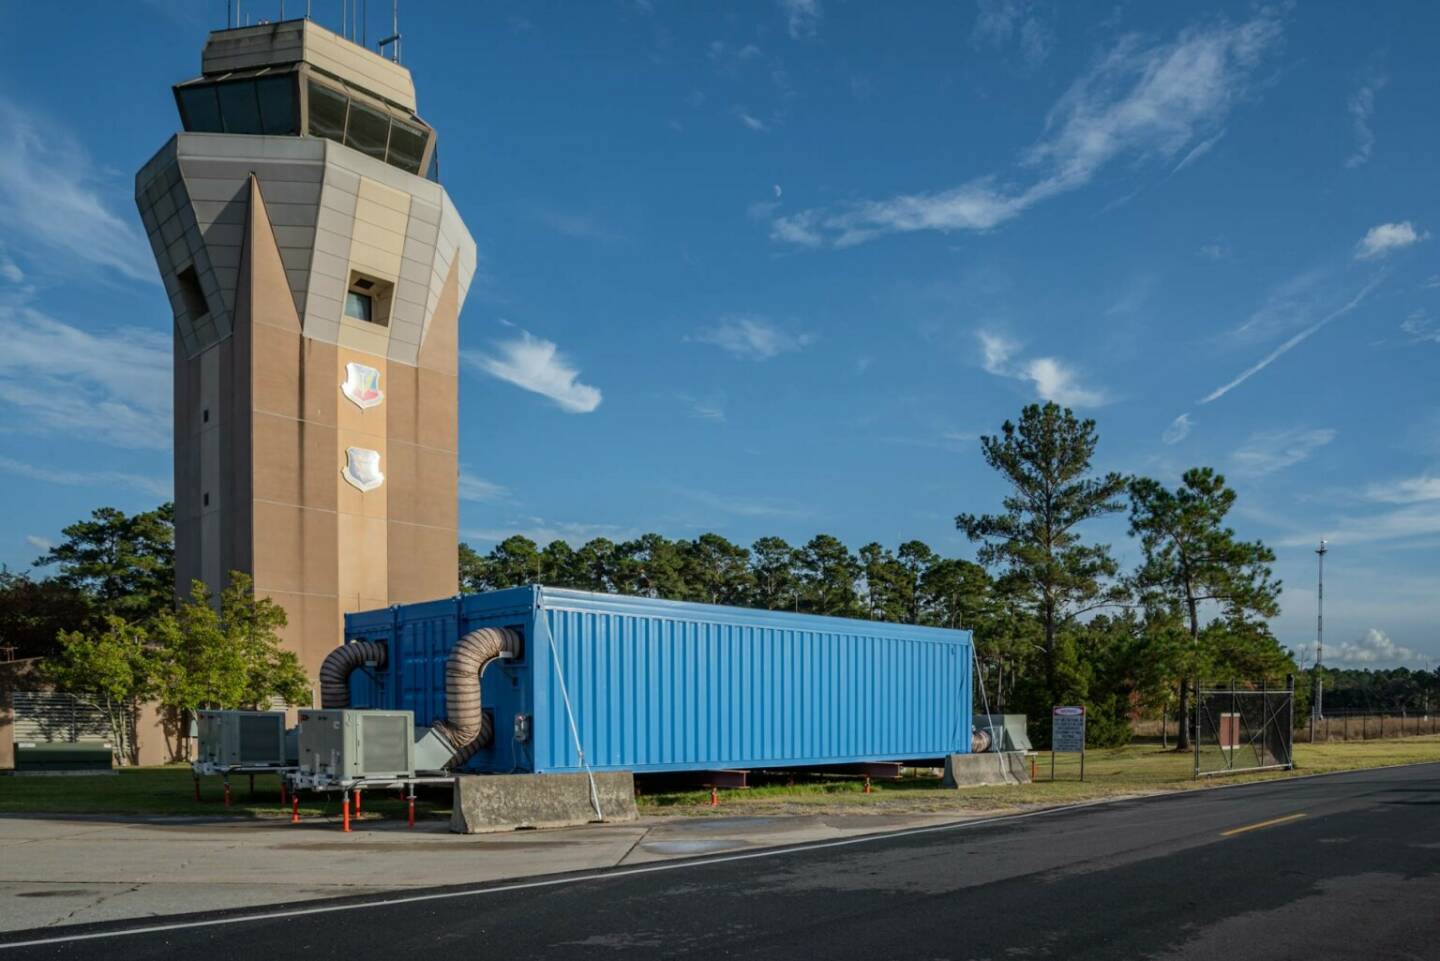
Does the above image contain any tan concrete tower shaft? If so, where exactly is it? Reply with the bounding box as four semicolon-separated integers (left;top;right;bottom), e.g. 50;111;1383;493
135;19;476;680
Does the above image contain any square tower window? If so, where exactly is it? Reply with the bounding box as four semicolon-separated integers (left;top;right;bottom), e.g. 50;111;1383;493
176;265;210;319
344;273;393;328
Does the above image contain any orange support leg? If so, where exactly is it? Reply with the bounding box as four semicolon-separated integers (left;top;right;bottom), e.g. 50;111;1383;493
354;789;361;815
223;780;231;808
290;793;301;824
342;792;351;833
408;790;416;828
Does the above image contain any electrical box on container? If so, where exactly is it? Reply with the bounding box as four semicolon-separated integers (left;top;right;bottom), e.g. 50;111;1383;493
196;710;289;767
297;709;415;781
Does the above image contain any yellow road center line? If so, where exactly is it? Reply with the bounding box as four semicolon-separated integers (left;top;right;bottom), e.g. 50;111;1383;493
1220;812;1307;837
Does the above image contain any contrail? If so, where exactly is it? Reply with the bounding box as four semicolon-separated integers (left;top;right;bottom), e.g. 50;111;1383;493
1200;272;1387;404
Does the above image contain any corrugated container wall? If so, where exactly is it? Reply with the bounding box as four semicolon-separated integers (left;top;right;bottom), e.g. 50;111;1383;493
344;587;972;774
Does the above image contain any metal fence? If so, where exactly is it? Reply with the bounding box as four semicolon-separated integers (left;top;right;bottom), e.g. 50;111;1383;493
1296;711;1440;743
1194;680;1294;778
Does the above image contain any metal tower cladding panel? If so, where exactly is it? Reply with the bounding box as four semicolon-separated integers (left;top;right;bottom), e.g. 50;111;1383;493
344;586;973;774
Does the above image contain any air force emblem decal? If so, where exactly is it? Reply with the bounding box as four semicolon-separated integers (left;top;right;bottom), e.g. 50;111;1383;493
342;447;384;492
341;362;384;410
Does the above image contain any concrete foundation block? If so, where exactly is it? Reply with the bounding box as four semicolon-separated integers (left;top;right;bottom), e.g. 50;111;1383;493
450;771;639;834
942;751;1031;787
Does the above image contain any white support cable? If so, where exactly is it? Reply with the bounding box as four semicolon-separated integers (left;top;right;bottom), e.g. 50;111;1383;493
545;626;604;821
971;645;1006;780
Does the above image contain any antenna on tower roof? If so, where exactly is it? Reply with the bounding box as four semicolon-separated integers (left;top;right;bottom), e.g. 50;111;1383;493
377;0;402;63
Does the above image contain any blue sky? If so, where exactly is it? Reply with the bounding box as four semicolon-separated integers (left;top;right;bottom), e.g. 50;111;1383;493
0;1;1436;668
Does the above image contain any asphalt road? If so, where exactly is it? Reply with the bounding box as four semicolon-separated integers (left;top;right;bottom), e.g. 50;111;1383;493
3;763;1438;960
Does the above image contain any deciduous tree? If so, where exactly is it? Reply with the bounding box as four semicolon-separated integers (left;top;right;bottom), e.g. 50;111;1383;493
48;615;154;765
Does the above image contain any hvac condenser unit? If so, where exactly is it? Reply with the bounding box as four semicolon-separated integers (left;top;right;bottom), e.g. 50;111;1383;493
297;709;415;781
196;710;289;767
975;714;1033;752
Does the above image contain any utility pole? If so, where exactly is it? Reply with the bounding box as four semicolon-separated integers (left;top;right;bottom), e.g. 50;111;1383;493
1313;539;1328;728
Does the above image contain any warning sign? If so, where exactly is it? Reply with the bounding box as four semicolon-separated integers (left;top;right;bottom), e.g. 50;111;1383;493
1052;706;1086;754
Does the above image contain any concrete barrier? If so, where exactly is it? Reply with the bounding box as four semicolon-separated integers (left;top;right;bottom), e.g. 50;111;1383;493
451;771;639;834
942;751;1031;787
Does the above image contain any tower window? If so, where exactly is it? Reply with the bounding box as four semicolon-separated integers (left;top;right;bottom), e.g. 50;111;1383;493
344;101;391;161
344;291;373;323
217;81;262;134
177;85;223;133
176;265;210;319
343;272;392;327
307;80;348;141
254;75;297;135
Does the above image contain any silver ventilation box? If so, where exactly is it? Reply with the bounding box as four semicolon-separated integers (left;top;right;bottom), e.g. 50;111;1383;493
196;710;289;767
297;709;415;781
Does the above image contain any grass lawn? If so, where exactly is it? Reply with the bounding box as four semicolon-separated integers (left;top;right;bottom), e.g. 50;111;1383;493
637;735;1440;816
0;737;1435;822
0;767;454;821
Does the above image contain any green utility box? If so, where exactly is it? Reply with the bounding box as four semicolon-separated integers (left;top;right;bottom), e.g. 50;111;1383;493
13;741;114;773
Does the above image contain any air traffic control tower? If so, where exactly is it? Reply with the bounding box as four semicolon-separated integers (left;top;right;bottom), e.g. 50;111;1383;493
136;19;476;677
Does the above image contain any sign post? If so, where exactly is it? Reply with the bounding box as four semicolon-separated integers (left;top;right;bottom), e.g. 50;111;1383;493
1051;705;1086;781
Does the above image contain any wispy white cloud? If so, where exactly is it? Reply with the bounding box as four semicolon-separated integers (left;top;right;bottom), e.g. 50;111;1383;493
1162;413;1193;445
685;489;812;519
1303;628;1426;666
464;518;639;547
1400;309;1440;344
734;107;769;132
463;330;602;414
773;11;1281;248
0;253;23;283
778;0;822;39
880;431;977;453
1199;239;1232;260
1024;357;1108;407
1344;70;1387;168
1233;269;1325;340
1230;427;1336;478
1364;475;1440;505
1276;500;1440;548
536;210;622;245
0;304;171;449
458;472;508;503
0;96;155;283
1171;130;1224;173
1355;221;1428;260
679;394;727;422
976;330;1109;407
0;456;169;498
690;316;815;360
1201;274;1385;404
24;534;54;553
971;0;1054;67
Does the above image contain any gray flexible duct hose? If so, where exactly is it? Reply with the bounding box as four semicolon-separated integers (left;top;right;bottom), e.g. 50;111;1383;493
971;727;993;753
433;627;522;768
319;640;388;708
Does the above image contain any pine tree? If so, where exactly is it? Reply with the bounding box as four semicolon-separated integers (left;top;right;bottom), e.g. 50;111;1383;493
957;403;1127;710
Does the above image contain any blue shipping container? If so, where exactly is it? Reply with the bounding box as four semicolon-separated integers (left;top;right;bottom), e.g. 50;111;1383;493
343;586;972;774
